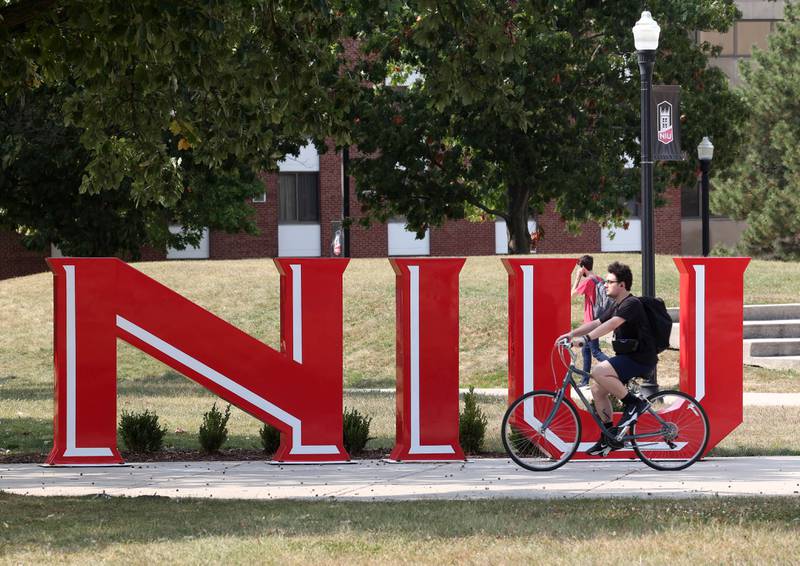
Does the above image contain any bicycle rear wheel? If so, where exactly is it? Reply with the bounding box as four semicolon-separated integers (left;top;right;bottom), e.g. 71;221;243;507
631;390;709;471
501;390;581;472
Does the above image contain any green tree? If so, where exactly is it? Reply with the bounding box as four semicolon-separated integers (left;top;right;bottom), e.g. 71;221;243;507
712;4;800;259
0;85;264;257
1;0;358;207
349;1;744;253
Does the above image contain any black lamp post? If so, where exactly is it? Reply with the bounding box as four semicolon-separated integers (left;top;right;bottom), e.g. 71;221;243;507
697;136;714;257
633;11;660;299
633;11;661;396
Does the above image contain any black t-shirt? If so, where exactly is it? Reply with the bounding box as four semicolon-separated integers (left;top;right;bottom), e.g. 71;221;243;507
599;294;658;366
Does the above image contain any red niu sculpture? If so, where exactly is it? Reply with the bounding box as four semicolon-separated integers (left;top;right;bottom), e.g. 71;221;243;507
44;256;748;466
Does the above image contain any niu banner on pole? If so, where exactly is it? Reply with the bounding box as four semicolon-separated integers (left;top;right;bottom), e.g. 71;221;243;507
652;85;682;161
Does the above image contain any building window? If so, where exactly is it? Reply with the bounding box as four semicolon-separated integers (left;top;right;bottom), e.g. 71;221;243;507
252;192;266;203
682;183;700;218
279;173;319;222
698;20;778;58
387;218;430;256
736;21;772;56
681;181;725;219
625;199;641;219
698;29;734;56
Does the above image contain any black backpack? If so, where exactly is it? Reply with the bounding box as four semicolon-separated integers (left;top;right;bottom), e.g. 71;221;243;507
639;296;672;353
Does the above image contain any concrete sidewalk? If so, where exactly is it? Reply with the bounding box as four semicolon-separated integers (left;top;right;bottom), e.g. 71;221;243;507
358;389;800;406
2;457;799;500
742;392;800;406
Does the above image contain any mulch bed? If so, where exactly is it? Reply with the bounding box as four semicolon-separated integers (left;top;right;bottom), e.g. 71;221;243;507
1;448;506;464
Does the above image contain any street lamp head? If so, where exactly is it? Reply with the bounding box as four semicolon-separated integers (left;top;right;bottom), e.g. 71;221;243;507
697;136;714;161
633;11;661;51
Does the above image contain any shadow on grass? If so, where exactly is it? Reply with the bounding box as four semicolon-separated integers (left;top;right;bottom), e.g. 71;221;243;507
1;371;224;401
1;495;799;554
0;417;52;454
365;434;394;451
4;370;409;400
118;379;208;398
0;416;271;456
344;375;396;389
0;376;53;401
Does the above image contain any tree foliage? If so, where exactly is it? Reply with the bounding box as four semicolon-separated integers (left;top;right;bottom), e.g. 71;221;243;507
0;0;359;255
348;0;744;252
712;3;800;259
0;85;264;257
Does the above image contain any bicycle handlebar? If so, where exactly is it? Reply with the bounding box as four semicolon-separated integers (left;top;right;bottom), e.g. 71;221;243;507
553;337;578;365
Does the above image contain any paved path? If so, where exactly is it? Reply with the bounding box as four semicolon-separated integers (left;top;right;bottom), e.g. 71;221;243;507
357;389;800;406
2;457;799;500
742;392;800;406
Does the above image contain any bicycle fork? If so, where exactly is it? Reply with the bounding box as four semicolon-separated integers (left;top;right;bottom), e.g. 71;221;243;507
538;389;567;435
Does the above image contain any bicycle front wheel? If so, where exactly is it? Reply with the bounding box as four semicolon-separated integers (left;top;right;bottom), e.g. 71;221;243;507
631;390;709;471
501;390;581;472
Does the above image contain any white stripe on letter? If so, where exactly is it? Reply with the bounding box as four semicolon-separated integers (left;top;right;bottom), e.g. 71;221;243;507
291;264;303;363
63;265;113;457
694;265;706;402
408;265;455;455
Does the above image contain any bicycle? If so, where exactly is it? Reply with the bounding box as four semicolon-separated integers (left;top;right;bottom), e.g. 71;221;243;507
501;338;709;472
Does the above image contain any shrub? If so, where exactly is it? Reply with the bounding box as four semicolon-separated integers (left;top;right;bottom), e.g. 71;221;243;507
342;407;372;455
259;423;281;454
198;402;231;453
711;244;735;257
118;409;166;453
459;387;488;454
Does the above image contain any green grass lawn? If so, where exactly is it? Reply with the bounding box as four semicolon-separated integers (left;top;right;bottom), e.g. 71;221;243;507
1;254;798;389
1;254;799;459
2;389;798;458
1;494;799;564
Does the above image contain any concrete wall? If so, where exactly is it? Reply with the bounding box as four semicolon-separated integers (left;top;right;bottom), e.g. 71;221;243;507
681;218;748;255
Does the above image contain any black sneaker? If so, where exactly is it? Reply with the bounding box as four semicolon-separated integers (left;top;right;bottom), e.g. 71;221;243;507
605;426;624;450
585;439;611;457
585;433;622;457
617;396;649;430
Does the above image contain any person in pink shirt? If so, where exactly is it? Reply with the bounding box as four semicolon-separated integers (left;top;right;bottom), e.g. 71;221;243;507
571;255;609;385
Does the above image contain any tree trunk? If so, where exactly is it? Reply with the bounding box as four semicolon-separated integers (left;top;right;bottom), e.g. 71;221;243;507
506;185;531;254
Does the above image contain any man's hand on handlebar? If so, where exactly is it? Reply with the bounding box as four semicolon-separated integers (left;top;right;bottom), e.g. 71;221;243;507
555;333;586;348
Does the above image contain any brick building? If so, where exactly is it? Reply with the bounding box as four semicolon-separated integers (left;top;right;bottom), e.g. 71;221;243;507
680;0;785;253
0;140;682;280
2;1;785;280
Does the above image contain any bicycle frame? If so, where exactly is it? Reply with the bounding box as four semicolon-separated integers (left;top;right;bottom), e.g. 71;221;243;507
545;343;673;447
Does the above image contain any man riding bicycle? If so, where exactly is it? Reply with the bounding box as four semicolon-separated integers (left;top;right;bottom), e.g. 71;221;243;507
557;261;657;456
